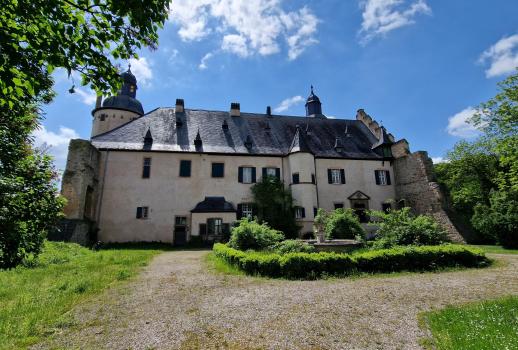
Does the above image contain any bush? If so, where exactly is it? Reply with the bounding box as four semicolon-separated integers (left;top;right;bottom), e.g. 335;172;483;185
369;208;449;249
228;218;284;251
272;240;315;254
315;208;365;240
213;243;489;279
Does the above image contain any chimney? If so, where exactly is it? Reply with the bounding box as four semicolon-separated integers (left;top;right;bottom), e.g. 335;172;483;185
230;102;240;117
176;98;185;113
95;95;103;109
266;106;272;116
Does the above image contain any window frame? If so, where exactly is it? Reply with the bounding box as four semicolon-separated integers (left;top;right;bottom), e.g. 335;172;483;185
292;172;300;184
136;206;149;219
330;169;341;184
295;206;305;219
242;167;253;184
211;162;225;178
207;218;223;235
179;160;192;177
142;157;151;179
241;203;254;219
334;203;344;210
375;170;391;186
266;167;277;177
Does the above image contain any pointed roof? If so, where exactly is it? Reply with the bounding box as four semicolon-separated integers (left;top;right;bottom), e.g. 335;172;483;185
289;125;312;154
371;126;393;150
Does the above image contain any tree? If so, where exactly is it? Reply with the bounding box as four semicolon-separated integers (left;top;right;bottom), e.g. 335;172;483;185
314;208;365;240
251;176;301;239
0;0;170;268
435;70;518;247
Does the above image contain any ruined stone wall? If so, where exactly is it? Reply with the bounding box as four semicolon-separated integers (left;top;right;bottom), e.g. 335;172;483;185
392;151;465;243
57;139;100;245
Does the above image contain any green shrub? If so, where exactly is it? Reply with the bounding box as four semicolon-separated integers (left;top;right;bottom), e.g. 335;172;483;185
272;240;315;254
213;243;489;279
315;208;365;240
369;208;449;248
228;218;284;251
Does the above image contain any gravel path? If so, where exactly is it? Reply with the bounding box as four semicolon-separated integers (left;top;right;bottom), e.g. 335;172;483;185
37;251;518;350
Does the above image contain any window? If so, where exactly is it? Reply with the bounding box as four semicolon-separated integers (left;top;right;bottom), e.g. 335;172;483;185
179;160;191;177
262;167;280;180
328;169;345;184
334;203;344;210
382;203;392;213
136;206;149;219
311;173;315;184
313;207;318;217
241;203;253;219
295;207;306;219
292;173;300;184
212;163;224;177
142;158;151;178
375;170;391;185
207;218;223;235
175;216;187;225
238;166;256;183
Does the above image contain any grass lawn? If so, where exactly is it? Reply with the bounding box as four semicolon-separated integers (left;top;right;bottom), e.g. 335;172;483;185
422;295;518;350
0;241;164;350
467;245;518;255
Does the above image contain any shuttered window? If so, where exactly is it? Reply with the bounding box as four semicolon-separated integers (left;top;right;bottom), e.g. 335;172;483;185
334;203;344;209
179;160;191;177
262;167;280;180
238;167;256;183
295;207;305;219
212;163;224;177
328;169;345;184
375;170;391;185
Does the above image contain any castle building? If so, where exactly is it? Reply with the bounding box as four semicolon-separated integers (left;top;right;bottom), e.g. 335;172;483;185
59;68;463;245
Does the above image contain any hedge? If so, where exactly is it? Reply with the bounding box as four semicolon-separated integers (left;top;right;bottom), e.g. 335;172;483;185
212;243;490;279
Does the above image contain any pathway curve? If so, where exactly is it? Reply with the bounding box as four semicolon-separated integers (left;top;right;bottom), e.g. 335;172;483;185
36;251;518;350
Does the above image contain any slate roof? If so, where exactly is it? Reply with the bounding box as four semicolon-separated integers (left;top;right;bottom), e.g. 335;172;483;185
91;108;388;159
191;197;236;213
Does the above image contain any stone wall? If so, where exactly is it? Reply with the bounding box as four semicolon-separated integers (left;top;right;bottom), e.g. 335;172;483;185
393;151;465;243
56;139;100;245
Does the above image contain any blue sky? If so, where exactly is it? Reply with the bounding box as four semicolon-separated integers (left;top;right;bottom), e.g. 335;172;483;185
36;0;518;171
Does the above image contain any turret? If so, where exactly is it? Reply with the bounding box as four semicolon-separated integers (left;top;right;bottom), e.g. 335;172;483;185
305;86;325;118
91;64;144;137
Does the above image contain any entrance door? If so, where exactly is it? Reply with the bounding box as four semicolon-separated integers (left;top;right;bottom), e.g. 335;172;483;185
174;216;187;246
174;226;187;246
350;200;369;223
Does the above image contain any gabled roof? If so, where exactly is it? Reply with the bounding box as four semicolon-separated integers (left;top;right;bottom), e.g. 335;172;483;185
91;108;388;159
371;126;393;150
191;197;236;213
289;126;312;154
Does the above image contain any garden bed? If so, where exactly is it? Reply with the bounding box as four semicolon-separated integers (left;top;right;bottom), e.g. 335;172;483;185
213;243;491;279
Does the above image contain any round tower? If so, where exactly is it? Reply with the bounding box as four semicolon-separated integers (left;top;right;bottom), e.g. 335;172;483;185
91;65;144;137
305;85;324;118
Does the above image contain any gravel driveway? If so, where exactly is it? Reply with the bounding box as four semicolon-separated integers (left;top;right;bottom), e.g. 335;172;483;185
37;250;518;350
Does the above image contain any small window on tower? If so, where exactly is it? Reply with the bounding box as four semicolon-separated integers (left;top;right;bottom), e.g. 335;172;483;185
142;158;151;178
130;85;135;93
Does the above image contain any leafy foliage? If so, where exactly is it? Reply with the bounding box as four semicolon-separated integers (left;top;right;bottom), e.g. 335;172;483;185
213;243;490;279
271;240;315;254
435;71;518;245
315;208;365;240
228;219;284;251
369;208;449;249
251;176;301;238
0;0;170;268
0;152;66;268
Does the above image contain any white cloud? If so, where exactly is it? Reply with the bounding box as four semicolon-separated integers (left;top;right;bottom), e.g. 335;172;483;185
359;0;431;44
32;125;80;172
479;34;518;78
431;157;447;164
129;57;153;86
446;107;480;138
169;0;319;60
199;52;214;70
74;88;97;105
274;95;305;113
